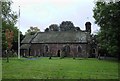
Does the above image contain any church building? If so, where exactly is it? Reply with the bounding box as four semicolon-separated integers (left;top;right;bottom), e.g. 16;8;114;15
20;22;97;58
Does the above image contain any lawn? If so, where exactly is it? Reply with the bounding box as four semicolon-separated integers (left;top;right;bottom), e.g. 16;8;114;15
0;58;2;80
2;57;119;79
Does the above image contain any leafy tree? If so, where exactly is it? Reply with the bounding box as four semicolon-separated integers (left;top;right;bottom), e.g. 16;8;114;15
49;24;59;31
25;26;40;35
11;31;25;52
20;31;25;42
44;21;81;32
5;29;14;62
2;1;18;25
2;1;19;52
44;28;49;32
60;21;75;31
93;1;120;57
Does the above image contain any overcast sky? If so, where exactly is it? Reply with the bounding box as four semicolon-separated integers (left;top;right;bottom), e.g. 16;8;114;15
11;0;100;35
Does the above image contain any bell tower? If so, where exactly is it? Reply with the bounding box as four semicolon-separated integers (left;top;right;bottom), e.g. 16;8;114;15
85;22;91;33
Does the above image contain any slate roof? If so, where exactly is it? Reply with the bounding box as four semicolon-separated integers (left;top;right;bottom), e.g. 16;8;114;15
31;31;89;43
21;34;36;43
20;44;31;49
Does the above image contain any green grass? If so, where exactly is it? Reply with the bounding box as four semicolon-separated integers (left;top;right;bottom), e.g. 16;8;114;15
2;57;119;79
0;58;2;80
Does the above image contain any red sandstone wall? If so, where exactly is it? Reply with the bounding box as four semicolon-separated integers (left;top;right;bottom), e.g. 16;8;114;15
30;43;90;57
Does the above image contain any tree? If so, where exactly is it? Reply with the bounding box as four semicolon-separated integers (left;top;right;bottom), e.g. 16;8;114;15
5;29;14;62
2;1;19;54
25;26;40;35
44;21;80;32
60;21;75;31
20;31;25;42
44;28;49;32
93;1;120;58
2;1;18;25
49;24;59;31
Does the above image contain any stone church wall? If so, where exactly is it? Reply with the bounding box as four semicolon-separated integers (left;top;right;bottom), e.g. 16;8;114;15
29;43;90;57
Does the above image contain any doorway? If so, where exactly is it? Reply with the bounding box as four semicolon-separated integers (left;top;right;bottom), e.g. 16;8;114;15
57;50;60;57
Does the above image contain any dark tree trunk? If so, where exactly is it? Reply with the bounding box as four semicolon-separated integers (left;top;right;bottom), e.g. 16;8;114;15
6;50;9;62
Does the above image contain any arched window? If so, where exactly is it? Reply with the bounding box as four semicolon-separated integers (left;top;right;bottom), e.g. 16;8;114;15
45;45;49;52
65;45;70;53
78;46;82;53
62;45;70;57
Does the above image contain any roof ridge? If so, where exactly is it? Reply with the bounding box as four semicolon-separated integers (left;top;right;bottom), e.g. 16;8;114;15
37;31;85;34
30;32;39;43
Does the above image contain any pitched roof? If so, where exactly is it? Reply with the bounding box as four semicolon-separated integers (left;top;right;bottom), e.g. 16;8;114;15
20;44;31;49
21;34;35;43
31;31;89;43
